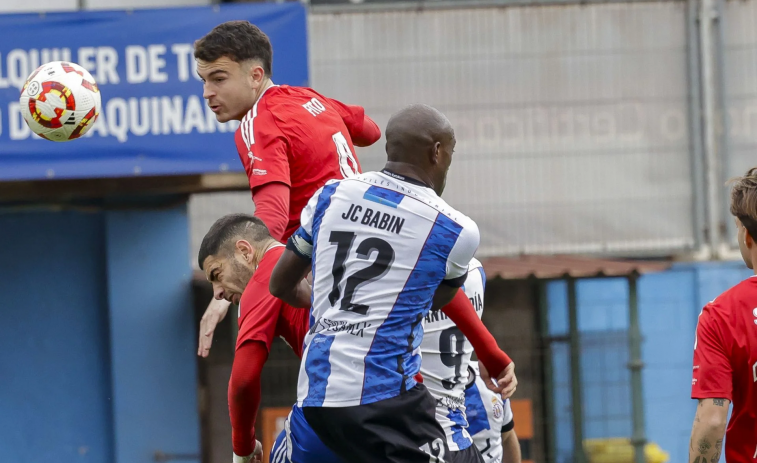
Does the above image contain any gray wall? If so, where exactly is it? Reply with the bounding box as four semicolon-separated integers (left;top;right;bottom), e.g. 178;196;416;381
191;2;697;263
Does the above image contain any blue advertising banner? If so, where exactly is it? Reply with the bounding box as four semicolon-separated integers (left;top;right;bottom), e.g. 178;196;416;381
0;3;308;181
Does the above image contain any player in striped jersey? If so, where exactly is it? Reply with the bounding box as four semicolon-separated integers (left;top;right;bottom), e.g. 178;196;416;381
464;364;521;463
270;104;516;463
419;259;486;454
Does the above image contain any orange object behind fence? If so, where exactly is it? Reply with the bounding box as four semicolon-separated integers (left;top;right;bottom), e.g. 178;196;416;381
511;399;534;463
261;407;291;463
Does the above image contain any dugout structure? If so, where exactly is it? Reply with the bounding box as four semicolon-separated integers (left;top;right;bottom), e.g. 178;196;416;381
481;255;669;463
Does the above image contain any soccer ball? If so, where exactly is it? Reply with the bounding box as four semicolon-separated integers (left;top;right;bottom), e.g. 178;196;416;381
19;61;101;142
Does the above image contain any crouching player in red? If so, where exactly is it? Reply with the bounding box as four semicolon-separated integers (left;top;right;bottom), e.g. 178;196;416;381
689;167;757;463
199;213;516;463
193;20;381;358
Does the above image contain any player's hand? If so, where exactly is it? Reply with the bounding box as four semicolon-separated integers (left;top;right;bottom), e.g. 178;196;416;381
496;362;517;399
252;440;263;462
198;298;231;358
479;361;518;399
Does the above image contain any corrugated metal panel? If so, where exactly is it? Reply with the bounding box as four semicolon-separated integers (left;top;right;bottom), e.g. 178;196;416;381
480;254;670;280
309;3;694;257
189;191;254;268
723;0;757;246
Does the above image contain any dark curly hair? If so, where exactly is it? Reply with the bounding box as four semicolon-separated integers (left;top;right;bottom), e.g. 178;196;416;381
194;21;273;76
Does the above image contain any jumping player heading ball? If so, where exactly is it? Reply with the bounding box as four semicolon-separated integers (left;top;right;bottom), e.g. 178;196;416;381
193;21;381;358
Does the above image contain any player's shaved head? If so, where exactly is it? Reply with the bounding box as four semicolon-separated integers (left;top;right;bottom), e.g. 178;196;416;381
384;104;456;196
385;104;454;163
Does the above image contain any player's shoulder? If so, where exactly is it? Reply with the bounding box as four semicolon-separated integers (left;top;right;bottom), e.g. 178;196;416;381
706;276;757;314
431;195;478;234
258;85;322;112
468;257;484;273
250;246;286;285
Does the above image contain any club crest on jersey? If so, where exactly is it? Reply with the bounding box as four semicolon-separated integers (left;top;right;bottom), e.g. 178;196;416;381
492;398;503;419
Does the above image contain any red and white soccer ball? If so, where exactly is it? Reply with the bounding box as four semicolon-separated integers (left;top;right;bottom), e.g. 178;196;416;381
19;61;102;142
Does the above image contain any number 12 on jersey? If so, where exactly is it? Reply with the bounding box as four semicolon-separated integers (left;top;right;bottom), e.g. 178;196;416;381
328;230;394;315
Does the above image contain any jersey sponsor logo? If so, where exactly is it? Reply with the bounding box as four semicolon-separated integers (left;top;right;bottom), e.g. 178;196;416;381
752;360;756;382
253;169;267;176
469;293;483;312
309;317;373;338
491;397;503;419
303;97;326;117
246;151;263;164
753;307;757;325
436;395;466;410
425;308;453;324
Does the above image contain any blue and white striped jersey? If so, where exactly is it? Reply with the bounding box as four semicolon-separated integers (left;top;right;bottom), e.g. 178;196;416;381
420;258;486;452
464;363;515;463
289;170;480;407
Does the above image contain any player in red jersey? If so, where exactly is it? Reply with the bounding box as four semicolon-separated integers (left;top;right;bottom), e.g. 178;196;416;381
198;214;310;463
193;21;381;358
199;213;516;463
690;167;757;463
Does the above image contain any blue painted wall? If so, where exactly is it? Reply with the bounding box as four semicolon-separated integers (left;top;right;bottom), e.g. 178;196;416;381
0;204;198;463
547;261;752;463
105;207;199;462
0;210;113;462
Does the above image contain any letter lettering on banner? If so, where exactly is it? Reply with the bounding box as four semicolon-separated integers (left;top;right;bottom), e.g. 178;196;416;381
171;43;193;82
126;45;148;84
9;102;30;140
97;47;120;84
148;45;168;83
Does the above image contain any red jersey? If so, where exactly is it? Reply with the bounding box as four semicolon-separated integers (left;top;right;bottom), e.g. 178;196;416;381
692;276;757;462
234;85;381;241
236;245;309;356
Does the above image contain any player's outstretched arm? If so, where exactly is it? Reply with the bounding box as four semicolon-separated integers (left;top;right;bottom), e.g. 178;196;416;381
325;98;381;147
688;398;728;463
502;429;522;463
441;288;516;397
269;248;312;308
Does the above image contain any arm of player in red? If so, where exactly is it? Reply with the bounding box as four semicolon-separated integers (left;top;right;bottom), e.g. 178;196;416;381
252;182;290;242
689;307;732;463
326;98;381;147
441;288;516;397
228;341;268;457
235;112;292;242
692;307;733;401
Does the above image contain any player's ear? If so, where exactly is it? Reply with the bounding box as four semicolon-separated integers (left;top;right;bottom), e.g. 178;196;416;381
235;239;255;262
746;229;754;249
430;141;441;165
248;63;266;88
